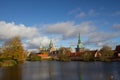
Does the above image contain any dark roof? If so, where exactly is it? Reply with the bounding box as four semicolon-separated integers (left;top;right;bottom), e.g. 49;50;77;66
115;45;120;52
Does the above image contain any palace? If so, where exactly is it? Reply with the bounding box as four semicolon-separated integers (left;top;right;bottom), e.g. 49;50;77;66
39;33;84;53
37;33;84;59
38;33;84;54
39;40;55;54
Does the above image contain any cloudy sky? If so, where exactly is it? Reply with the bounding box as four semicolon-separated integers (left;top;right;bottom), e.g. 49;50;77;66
0;0;120;51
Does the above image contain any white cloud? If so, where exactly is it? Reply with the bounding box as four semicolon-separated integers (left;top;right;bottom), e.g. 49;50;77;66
76;9;97;18
75;21;96;34
68;7;81;15
96;41;117;49
45;21;75;34
44;21;96;39
85;31;120;49
45;21;119;49
113;11;120;16
23;36;60;50
0;21;38;40
113;24;120;30
0;21;51;50
23;36;50;49
88;9;95;16
88;32;119;43
1;21;119;51
77;12;86;18
96;42;104;47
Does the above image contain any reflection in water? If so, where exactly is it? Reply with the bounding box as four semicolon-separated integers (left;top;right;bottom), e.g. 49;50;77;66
48;61;61;80
112;62;120;80
0;61;120;80
0;65;22;80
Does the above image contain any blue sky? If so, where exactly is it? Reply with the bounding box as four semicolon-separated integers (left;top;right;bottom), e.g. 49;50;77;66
0;0;120;51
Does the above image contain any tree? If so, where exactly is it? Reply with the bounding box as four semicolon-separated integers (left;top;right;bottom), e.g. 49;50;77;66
1;36;25;62
57;47;71;61
80;51;94;61
100;45;114;61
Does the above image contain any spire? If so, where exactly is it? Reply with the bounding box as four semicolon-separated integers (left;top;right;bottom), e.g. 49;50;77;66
77;33;84;48
78;33;81;44
49;40;53;48
49;40;55;53
78;33;80;39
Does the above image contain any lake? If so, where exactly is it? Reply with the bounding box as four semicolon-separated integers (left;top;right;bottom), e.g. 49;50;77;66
0;61;120;80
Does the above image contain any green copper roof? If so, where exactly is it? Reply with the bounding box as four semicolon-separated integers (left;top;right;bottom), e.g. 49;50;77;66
43;47;48;50
77;43;84;48
77;33;84;48
78;33;81;44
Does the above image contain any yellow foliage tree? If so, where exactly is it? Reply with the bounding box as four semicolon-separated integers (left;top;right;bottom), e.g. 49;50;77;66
2;36;25;62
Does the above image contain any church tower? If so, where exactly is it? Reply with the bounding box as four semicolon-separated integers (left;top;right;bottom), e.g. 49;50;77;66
75;33;84;52
49;40;55;53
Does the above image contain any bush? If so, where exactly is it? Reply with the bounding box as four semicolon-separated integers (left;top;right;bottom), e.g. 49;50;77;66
31;55;41;61
33;56;41;61
1;60;17;67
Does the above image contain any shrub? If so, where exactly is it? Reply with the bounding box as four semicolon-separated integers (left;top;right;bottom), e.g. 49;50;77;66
1;60;17;67
31;55;41;61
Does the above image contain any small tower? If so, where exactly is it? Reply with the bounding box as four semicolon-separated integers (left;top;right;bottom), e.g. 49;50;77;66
49;40;53;48
49;40;55;53
76;33;84;52
39;42;43;52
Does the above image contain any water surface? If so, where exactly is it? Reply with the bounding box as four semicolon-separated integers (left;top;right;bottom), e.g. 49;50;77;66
0;61;120;80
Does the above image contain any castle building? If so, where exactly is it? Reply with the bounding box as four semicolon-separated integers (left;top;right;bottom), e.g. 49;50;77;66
75;33;84;53
38;40;55;54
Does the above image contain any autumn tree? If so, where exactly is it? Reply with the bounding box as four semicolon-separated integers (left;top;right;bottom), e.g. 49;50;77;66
57;47;71;61
1;36;25;62
80;51;94;61
100;45;114;61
